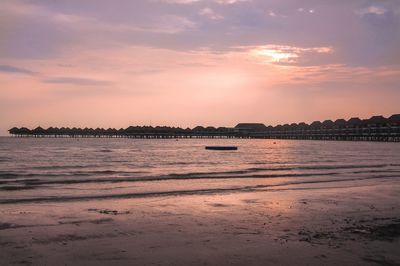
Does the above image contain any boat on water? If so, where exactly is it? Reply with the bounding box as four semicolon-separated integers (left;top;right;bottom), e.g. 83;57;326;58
205;146;238;151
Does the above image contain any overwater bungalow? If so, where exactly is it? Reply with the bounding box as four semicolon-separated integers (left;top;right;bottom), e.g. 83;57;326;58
8;114;400;142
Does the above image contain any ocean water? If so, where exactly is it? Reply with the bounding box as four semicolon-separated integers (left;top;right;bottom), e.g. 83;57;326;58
0;137;399;204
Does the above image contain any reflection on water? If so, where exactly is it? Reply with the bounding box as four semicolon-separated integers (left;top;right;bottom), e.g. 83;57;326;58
0;137;399;203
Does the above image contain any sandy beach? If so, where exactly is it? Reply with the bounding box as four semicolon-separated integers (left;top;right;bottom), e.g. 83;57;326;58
1;177;399;266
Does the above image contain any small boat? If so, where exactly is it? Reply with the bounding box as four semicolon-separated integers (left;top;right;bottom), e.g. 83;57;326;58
205;146;238;151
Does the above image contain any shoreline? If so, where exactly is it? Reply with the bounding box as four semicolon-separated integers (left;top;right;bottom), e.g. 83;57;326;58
0;174;398;204
1;179;400;265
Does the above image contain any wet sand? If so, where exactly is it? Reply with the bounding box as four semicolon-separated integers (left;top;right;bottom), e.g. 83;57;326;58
1;179;400;266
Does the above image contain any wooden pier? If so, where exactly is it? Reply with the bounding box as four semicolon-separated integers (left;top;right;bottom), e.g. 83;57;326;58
8;114;400;142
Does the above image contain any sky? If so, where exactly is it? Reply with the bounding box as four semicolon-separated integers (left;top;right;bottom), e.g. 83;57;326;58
1;0;400;135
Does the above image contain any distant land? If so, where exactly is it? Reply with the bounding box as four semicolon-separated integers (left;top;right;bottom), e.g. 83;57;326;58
8;114;400;142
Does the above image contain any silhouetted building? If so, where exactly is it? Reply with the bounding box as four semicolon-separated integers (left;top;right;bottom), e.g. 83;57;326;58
8;114;400;142
234;123;267;133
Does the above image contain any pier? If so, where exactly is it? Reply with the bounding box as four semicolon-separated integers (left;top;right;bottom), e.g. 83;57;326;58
8;114;400;142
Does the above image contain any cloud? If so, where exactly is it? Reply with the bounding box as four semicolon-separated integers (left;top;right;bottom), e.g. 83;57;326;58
43;77;112;86
297;7;315;14
149;15;196;33
1;0;400;67
357;6;387;16
96;15;196;34
216;0;250;4
199;8;224;20
1;1;195;36
242;45;333;65
159;0;201;3
0;65;36;75
158;0;249;4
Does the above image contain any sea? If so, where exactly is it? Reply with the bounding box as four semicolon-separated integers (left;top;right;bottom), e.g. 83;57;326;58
0;137;399;204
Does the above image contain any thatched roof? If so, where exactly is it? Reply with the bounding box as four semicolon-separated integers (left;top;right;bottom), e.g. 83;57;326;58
334;119;347;127
310;121;322;128
366;115;387;125
389;114;400;123
235;123;267;130
32;126;45;134
322;120;334;128
347;117;362;126
8;113;400;138
8;127;19;134
193;126;205;131
297;122;308;129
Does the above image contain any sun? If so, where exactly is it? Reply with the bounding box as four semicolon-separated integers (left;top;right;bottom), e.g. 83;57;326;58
250;46;299;63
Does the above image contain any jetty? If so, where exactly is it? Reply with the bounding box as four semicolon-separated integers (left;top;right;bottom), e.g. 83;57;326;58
8;114;400;142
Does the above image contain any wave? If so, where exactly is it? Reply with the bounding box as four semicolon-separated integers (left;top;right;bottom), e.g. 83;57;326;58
1;163;399;187
245;163;399;172
0;175;397;205
98;149;113;153
30;165;100;170
0;172;81;178
1;163;397;179
165;163;398;178
0;185;39;191
0;178;40;185
73;170;147;175
8;171;340;185
0;168;397;187
0;170;148;179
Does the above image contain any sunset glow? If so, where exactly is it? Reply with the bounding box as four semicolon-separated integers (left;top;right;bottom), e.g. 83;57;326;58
1;0;399;134
1;1;400;265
